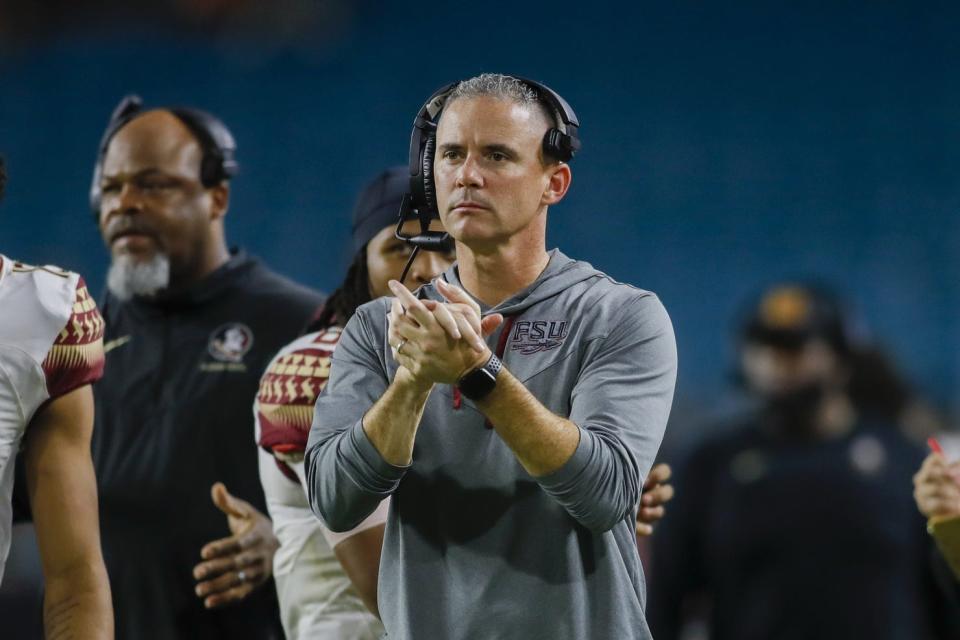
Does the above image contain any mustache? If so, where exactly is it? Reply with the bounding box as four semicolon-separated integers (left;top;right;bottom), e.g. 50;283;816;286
104;218;158;243
447;192;493;212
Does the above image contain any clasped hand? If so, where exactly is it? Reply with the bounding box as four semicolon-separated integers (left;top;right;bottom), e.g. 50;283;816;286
387;279;503;387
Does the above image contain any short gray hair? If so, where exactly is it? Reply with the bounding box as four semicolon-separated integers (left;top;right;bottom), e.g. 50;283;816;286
446;73;557;130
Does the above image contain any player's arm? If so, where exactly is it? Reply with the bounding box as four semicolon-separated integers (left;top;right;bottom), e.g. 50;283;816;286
294;454;386;617
327;509;386;618
24;384;113;639
260;446;385;631
257;333;386;621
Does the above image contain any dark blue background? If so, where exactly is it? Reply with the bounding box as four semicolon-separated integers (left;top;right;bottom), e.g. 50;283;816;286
1;1;957;417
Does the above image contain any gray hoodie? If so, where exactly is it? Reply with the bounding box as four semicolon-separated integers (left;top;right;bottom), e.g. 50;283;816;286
306;250;677;640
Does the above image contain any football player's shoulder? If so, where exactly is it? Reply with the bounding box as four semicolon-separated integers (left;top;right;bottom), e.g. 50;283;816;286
256;327;341;459
0;257;105;399
41;271;105;399
3;258;79;325
257;326;342;405
262;327;342;377
0;257;78;355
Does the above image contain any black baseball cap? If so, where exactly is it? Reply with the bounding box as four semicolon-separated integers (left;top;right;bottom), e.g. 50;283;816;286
740;283;851;355
351;166;409;254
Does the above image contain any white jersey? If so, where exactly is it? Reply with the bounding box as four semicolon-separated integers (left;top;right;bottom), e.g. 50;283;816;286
0;255;104;583
255;329;386;639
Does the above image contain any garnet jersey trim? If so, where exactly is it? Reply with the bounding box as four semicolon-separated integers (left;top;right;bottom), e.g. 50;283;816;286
41;276;105;399
255;327;341;482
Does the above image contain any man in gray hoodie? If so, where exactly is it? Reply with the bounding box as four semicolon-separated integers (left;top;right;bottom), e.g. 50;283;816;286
306;73;678;639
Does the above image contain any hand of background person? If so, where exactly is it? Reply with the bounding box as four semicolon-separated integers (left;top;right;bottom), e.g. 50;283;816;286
387;280;502;385
914;453;960;520
192;482;279;608
636;463;674;536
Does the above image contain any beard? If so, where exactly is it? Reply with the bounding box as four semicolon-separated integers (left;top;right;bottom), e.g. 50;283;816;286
107;252;171;301
762;382;829;438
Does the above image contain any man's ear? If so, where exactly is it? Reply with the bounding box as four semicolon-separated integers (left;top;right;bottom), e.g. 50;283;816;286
542;163;572;206
210;183;230;221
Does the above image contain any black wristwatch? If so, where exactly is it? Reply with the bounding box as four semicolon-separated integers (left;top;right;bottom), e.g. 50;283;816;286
457;354;502;401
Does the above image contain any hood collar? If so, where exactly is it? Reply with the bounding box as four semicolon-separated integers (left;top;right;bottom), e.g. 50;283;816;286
433;249;601;316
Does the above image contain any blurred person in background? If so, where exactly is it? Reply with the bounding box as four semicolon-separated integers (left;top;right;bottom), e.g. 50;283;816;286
89;98;322;639
0;156;114;638
648;283;960;640
256;166;677;638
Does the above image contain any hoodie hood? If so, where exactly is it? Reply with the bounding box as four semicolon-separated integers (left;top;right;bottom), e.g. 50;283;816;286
427;249;604;317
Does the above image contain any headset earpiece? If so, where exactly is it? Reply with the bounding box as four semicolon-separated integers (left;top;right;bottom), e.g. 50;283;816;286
421;134;437;214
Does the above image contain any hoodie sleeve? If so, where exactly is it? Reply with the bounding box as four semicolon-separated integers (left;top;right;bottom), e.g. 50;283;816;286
305;305;408;532
537;293;677;532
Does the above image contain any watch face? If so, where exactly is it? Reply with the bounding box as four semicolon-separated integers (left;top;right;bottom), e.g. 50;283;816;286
459;367;497;400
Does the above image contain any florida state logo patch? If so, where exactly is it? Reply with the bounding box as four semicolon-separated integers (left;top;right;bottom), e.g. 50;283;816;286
208;323;254;363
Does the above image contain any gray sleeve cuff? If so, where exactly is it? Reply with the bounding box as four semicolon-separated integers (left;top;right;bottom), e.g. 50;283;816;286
535;425;594;492
346;418;409;491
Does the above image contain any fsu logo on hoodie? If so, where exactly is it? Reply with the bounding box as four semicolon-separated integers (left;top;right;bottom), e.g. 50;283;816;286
509;320;569;355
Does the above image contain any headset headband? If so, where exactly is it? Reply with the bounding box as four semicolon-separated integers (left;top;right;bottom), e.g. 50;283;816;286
408;76;580;178
89;94;238;218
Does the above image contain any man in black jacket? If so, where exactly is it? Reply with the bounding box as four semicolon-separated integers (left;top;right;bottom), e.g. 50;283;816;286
648;284;959;640
90;103;323;638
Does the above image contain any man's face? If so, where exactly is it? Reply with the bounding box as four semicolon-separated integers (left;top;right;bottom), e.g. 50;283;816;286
433;96;568;249
366;219;455;299
740;339;840;398
97;110;223;279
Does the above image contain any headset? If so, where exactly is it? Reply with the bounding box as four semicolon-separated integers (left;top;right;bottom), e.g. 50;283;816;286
395;76;581;282
89;94;239;219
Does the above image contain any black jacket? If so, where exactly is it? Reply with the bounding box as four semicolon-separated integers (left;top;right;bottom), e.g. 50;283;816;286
648;417;960;640
92;251;323;640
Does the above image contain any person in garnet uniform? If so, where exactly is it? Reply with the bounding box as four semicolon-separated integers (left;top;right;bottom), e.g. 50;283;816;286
254;166;456;639
89;104;322;638
647;283;960;640
0;155;113;638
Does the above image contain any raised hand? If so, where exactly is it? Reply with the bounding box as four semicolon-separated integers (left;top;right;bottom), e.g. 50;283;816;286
192;482;278;609
914;453;960;520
